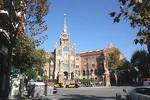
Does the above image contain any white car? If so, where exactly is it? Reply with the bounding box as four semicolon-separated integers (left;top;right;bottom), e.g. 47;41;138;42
123;87;150;100
28;82;45;97
143;81;150;86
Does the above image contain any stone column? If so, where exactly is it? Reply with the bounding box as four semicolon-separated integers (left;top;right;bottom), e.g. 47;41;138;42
58;71;64;84
104;55;111;86
104;72;111;86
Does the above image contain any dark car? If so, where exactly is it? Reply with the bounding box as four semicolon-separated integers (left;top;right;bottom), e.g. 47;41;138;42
122;87;150;100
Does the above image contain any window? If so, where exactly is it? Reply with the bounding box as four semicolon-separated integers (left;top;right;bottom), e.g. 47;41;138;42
63;46;68;51
57;50;62;56
76;65;79;68
94;69;98;75
83;70;85;76
70;51;75;56
71;64;74;67
87;70;89;75
90;69;93;75
75;70;78;74
84;63;87;68
78;71;80;76
63;64;68;67
92;64;95;67
76;57;79;60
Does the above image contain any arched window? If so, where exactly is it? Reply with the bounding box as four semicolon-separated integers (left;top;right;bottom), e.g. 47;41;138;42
70;51;75;56
63;46;68;51
83;70;85;76
87;70;89;75
64;71;68;80
94;69;98;75
71;72;74;80
90;69;93;75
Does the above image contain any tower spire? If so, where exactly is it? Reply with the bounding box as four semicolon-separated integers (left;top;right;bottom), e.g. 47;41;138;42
63;13;68;34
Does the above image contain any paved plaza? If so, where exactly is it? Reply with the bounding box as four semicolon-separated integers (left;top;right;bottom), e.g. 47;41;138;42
41;86;134;100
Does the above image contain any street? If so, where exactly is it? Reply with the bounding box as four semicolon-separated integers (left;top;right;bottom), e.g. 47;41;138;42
41;86;134;100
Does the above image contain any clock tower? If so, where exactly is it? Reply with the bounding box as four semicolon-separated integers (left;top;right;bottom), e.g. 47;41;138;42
60;14;70;46
54;14;76;85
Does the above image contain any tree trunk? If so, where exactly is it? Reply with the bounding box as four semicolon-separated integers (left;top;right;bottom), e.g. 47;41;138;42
0;46;12;99
0;69;10;99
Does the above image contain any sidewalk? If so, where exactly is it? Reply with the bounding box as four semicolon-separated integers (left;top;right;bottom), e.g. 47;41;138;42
8;96;43;100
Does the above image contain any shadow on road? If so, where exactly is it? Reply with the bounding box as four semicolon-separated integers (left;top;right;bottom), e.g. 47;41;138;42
59;94;115;100
42;94;120;100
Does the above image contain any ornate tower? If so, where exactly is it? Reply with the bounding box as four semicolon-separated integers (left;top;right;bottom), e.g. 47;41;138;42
60;14;70;46
54;14;76;84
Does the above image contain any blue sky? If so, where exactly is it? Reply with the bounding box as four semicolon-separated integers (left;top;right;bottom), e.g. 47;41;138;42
40;0;146;61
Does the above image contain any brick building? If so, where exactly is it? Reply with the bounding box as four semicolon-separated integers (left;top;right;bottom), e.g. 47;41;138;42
78;46;123;85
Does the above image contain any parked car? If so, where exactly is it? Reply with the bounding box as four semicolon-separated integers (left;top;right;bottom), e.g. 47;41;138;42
66;83;79;88
54;83;63;88
122;87;150;100
27;82;45;97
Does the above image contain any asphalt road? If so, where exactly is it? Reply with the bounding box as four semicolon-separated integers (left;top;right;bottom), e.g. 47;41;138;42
41;86;135;100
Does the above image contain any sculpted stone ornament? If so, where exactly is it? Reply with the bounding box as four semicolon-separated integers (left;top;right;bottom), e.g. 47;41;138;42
104;65;111;86
58;69;64;84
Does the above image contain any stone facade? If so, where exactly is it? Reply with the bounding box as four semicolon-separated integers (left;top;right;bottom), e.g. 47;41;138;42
54;14;76;85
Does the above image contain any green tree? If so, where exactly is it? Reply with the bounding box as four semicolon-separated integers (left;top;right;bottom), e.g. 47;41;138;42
131;50;150;78
0;0;49;98
80;78;90;86
118;59;131;70
107;49;122;70
13;34;46;74
24;0;49;46
13;0;49;46
26;68;37;80
13;0;49;80
110;0;150;53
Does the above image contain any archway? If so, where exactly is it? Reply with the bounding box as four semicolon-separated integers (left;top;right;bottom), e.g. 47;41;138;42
71;72;74;80
64;71;68;80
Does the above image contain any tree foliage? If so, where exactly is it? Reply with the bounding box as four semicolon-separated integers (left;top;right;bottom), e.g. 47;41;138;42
107;49;122;70
12;0;49;74
110;0;150;53
117;59;131;70
25;0;49;46
26;68;37;80
13;34;47;74
131;50;150;77
13;0;49;46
